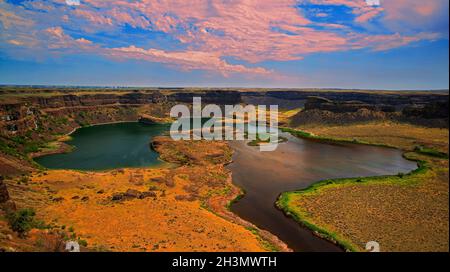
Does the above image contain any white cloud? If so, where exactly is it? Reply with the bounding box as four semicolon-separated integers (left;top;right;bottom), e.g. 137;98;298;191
66;0;80;6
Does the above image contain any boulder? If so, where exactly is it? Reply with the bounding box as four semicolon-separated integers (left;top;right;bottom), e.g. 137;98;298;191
111;189;156;201
139;191;157;199
124;189;141;199
111;193;125;201
52;197;64;203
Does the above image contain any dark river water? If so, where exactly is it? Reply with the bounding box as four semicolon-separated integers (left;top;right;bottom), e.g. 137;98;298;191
35;122;417;251
227;131;417;252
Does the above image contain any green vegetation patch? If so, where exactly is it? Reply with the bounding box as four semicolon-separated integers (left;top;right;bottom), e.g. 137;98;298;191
280;127;393;148
247;134;288;147
245;227;280;252
276;152;432;252
414;146;449;159
6;208;49;237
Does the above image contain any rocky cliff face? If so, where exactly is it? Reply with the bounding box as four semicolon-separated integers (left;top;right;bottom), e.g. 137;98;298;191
403;101;449;119
264;91;447;107
0;92;171;135
241;90;448;110
167;90;242;104
27;92;167;108
304;96;396;113
1;89;448;137
290;96;449;128
0;89;448;176
0;90;243;137
0;90;245;176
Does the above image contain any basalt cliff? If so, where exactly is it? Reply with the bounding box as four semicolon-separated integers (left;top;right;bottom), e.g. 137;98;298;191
0;88;448;176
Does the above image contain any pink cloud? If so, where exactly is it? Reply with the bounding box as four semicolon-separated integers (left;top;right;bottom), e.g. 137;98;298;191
0;5;34;29
383;0;443;20
0;0;445;78
72;0;435;64
72;9;113;26
355;8;383;23
106;45;272;77
382;0;448;31
40;26;269;76
352;32;441;51
44;26;96;50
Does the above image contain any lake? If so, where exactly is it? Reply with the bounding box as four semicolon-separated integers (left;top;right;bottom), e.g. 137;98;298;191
35;122;418;251
35;122;169;170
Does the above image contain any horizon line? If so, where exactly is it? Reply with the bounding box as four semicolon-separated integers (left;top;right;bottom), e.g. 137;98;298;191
0;84;448;92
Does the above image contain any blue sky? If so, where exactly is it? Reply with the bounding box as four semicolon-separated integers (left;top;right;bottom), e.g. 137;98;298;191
0;0;448;89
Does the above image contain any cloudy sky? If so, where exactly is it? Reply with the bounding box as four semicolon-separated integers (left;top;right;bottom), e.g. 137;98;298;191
0;0;448;89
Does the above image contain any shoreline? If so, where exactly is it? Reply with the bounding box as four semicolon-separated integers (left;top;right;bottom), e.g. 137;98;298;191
274;126;442;252
27;122;440;252
32;119;166;155
152;136;291;252
30;120;171;171
27;120;289;252
280;127;397;149
275;153;427;252
66;120;147;136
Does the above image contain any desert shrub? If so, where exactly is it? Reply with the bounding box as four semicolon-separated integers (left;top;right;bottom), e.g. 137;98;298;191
24;142;41;153
7;208;37;237
78;239;88;247
0;139;17;156
18;175;29;184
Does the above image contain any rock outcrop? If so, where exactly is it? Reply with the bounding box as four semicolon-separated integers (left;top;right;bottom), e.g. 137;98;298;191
403;101;449;119
111;189;157;202
138;114;169;124
0;89;448;176
254;90;448;107
0;176;9;204
304;96;396;113
167;90;242;104
291;96;449;128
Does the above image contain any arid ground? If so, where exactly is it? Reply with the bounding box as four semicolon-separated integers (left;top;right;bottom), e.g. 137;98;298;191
278;122;449;252
1;137;287;252
0;88;448;252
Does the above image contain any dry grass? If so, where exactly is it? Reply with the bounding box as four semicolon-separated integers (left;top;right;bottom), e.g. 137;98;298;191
278;108;302;126
303;122;449;153
280;122;449;252
2;139;273;252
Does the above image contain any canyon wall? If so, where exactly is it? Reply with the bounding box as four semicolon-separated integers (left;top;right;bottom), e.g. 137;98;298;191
0;91;243;136
0;89;448;176
290;95;449;128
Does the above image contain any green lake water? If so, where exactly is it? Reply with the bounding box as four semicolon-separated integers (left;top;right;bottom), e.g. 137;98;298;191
35;122;169;170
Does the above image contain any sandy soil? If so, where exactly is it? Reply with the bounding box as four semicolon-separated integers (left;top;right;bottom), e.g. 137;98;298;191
3;138;287;252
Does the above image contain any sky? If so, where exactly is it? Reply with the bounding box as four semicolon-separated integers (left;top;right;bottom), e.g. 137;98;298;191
0;0;448;89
